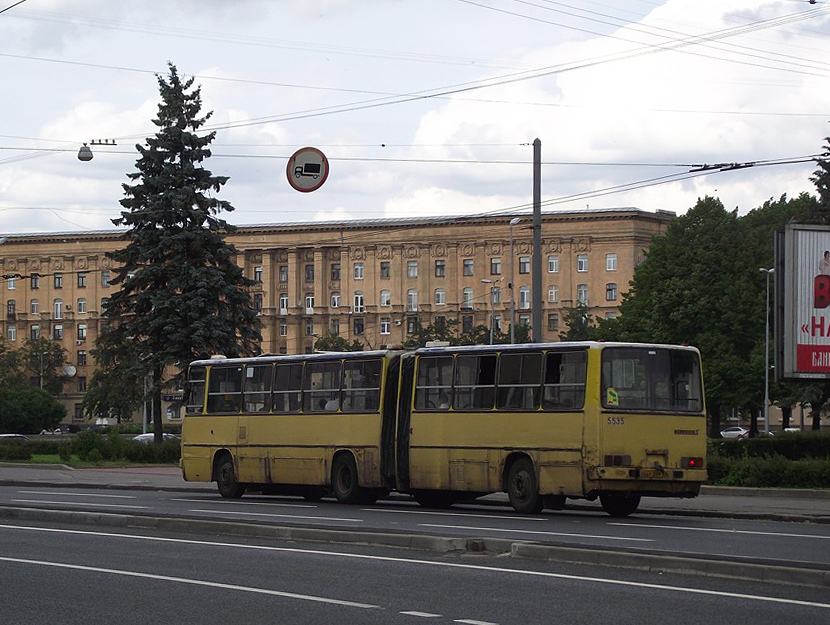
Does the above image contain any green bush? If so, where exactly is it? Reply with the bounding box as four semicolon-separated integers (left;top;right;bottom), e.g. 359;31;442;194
0;440;32;461
707;455;830;488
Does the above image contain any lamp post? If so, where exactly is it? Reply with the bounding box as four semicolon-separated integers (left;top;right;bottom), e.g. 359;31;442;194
481;279;497;344
760;267;775;435
508;217;522;343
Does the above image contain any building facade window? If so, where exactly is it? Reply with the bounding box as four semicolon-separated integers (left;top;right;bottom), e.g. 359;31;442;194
434;260;446;278
519;257;530;274
7;325;15;341
353;317;364;335
434;288;446;306
54;299;63;319
304;264;314;282
462;287;474;309
490;258;502;275
30;325;39;341
305;292;315;311
519;314;530;327
548;255;559;273
547;285;558;303
492;287;502;305
279;320;287;336
101;270;110;287
279;292;288;313
406;289;418;312
353;291;365;313
77;350;87;366
279;265;288;283
331;263;341;281
380;262;391;279
354;262;364;280
6;276;14;290
462;259;474;276
577;254;589;272
331;291;340;308
76;272;87;288
547;313;559;331
254;293;263;312
577;283;588;304
78;324;87;340
606;253;618;271
77;298;86;313
30;274;39;289
305;318;314;336
380;289;391;307
605;311;618;319
380;317;391;335
54;273;63;289
519;286;530;309
407;317;418;334
407;260;418;278
462;315;473;333
606;282;618;301
30;299;39;314
52;324;63;340
331;318;340;335
253;266;263;283
78;377;87;393
6;299;14;317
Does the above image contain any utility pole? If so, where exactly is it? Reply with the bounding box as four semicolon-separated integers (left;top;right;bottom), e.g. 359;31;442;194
532;138;542;342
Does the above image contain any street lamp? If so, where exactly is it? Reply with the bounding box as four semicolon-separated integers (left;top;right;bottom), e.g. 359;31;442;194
508;217;522;343
481;278;499;344
760;267;775;435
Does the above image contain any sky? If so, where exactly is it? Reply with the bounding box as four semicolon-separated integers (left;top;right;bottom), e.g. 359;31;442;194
0;0;828;235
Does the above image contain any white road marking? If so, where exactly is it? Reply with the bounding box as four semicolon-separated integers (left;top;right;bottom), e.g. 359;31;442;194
454;620;499;625
0;556;379;609
11;500;149;510
367;508;545;521
400;611;442;618
18;490;137;499
1;524;828;609
171;498;316;509
188;509;362;522
421;523;653;542
609;522;830;540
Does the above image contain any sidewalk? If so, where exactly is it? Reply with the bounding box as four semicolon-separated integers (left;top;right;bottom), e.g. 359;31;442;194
2;463;829;522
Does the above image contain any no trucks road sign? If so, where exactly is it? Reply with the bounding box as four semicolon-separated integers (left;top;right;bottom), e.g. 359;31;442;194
286;147;329;192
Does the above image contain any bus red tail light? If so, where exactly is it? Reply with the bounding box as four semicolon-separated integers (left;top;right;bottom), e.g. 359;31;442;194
681;456;704;468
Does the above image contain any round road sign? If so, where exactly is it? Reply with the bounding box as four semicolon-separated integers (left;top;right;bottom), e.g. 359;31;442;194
286;147;329;193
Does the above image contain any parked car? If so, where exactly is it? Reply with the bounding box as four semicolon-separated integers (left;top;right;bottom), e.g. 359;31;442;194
132;433;179;444
0;434;29;442
720;426;750;440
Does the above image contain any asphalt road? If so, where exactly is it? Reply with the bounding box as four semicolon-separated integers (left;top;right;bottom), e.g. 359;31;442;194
2;518;829;625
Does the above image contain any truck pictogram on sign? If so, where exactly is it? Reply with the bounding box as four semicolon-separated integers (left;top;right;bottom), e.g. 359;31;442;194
286;147;329;192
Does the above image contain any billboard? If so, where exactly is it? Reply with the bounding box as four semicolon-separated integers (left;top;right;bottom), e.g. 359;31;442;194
781;224;830;379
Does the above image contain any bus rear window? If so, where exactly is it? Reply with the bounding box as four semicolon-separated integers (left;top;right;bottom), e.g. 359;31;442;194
601;347;703;412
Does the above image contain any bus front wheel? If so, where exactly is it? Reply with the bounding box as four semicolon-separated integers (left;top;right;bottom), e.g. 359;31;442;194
216;456;245;499
332;454;363;504
506;458;543;514
599;493;641;517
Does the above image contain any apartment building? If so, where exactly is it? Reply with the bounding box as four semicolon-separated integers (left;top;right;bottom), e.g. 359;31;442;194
0;208;674;422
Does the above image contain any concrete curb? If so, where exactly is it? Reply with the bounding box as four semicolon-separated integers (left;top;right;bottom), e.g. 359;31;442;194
1;505;827;589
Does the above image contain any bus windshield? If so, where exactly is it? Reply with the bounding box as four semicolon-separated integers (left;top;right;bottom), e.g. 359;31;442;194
601;346;703;413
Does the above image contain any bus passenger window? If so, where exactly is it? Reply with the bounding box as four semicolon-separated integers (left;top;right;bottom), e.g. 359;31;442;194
342;358;382;412
414;355;453;410
304;360;342;413
243;364;273;413
273;363;303;413
185;366;206;415
454;354;496;411
496;352;542;410
542;351;587;410
206;366;243;414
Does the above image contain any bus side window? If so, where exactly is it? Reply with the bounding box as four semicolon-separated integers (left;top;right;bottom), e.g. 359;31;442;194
414;355;453;410
496;352;542;411
185;366;207;414
543;351;587;410
454;354;496;411
206;366;243;414
243;364;273;413
273;363;303;413
303;360;342;413
342;358;382;412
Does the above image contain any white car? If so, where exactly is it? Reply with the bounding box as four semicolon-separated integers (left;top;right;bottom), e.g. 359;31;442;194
720;426;749;440
132;433;179;444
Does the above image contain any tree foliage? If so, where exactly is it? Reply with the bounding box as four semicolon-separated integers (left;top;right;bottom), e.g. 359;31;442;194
95;63;262;439
313;332;364;352
0;387;65;434
559;303;595;341
402;318;531;348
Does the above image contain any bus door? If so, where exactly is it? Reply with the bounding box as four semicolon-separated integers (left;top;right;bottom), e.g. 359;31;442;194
237;362;274;483
204;364;244;475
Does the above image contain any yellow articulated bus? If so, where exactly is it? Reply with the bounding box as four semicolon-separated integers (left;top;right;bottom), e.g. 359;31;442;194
182;342;707;517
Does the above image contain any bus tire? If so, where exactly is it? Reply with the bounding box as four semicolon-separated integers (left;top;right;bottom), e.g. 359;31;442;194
599;493;641;517
216;455;245;499
507;458;543;514
332;453;363;504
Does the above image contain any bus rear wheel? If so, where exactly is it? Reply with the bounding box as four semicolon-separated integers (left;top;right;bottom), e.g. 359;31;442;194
599;493;641;517
507;458;543;514
332;454;363;504
216;456;245;499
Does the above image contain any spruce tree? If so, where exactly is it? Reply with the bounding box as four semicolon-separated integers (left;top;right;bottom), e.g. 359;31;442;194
97;63;261;440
